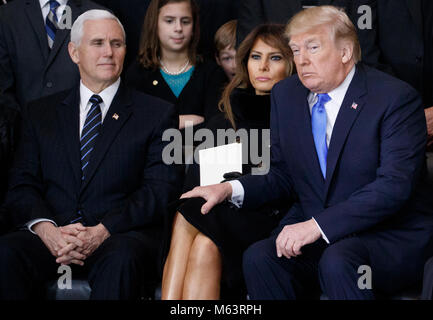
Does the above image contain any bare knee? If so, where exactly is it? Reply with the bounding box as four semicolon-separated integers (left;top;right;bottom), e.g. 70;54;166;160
188;233;221;267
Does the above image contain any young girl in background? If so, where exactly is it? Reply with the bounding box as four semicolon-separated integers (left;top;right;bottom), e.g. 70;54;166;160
126;0;226;128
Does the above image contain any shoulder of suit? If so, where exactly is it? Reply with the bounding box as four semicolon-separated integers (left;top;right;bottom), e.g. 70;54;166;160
25;89;71;117
360;63;417;95
272;74;301;94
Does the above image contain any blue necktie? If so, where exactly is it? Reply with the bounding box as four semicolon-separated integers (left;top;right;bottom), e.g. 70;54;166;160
71;95;102;225
311;93;331;178
45;0;60;48
80;94;102;181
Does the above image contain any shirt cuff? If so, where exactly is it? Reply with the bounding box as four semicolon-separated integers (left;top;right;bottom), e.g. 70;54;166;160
312;217;330;244
26;219;57;235
228;180;244;208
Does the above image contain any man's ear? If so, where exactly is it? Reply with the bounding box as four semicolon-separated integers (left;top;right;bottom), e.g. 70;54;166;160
340;41;353;64
68;42;79;64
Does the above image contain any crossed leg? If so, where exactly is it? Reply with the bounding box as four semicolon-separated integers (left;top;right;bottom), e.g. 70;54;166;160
162;212;222;300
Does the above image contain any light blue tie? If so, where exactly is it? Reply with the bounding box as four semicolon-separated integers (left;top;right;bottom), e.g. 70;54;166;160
311;93;331;178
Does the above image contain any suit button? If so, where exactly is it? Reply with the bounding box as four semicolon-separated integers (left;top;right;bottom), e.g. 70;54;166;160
46;81;53;88
416;56;422;63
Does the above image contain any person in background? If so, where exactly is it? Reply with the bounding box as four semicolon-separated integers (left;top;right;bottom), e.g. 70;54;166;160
161;24;294;300
214;20;237;82
125;0;226;129
0;0;105;112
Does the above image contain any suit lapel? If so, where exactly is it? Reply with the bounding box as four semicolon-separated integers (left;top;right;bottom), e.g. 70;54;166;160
25;0;49;61
80;84;133;193
292;83;326;189
324;65;367;197
57;87;82;188
46;0;82;69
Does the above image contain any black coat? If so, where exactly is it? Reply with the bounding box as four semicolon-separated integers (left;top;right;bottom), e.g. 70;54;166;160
0;100;19;235
0;103;19;203
195;0;239;59
183;87;273;194
125;59;227;120
375;0;433;107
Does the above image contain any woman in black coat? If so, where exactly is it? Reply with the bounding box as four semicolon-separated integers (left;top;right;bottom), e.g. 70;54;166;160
161;24;294;300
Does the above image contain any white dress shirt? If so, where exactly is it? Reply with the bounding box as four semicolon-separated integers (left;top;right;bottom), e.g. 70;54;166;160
27;79;121;234
39;0;68;21
229;66;356;243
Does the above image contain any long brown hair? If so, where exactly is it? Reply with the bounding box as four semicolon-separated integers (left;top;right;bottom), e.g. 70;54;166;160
138;0;200;69
219;24;294;129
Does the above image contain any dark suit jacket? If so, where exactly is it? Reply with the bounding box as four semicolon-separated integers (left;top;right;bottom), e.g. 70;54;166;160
4;83;181;235
0;0;104;110
195;0;239;59
236;0;384;74
375;0;433;107
239;64;433;289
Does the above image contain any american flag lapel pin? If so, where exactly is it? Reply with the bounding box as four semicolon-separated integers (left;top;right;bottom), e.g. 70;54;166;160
351;102;358;110
112;113;119;120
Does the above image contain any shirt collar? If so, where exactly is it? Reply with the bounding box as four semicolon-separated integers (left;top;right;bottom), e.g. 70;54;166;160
39;0;68;8
79;78;121;112
308;65;356;107
327;65;356;107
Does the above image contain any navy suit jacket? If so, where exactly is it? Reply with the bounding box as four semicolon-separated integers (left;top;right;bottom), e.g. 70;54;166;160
4;83;181;235
239;64;433;283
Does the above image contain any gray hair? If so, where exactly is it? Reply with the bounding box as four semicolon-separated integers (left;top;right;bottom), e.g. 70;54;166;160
70;9;126;46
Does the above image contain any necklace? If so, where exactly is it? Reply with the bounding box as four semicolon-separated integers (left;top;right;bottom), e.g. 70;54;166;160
159;59;190;75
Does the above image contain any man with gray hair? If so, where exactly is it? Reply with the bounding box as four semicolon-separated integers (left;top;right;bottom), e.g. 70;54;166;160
181;5;433;299
0;9;180;299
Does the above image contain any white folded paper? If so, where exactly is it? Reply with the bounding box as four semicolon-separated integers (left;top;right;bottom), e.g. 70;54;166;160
199;142;243;186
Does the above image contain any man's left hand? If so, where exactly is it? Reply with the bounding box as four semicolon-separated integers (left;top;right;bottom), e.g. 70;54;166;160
275;219;321;259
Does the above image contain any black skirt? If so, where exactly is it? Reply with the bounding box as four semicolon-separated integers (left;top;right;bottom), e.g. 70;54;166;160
177;197;281;297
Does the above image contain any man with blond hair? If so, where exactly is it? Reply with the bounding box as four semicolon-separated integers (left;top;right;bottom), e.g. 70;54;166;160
180;6;433;299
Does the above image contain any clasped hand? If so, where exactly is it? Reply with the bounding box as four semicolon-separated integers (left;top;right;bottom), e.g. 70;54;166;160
34;222;110;266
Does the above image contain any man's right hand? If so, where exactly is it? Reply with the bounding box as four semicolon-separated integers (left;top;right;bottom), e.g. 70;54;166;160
33;222;85;266
180;182;233;214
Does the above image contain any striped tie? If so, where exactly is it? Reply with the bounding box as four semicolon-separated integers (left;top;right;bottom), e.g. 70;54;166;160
80;94;102;181
45;0;60;49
